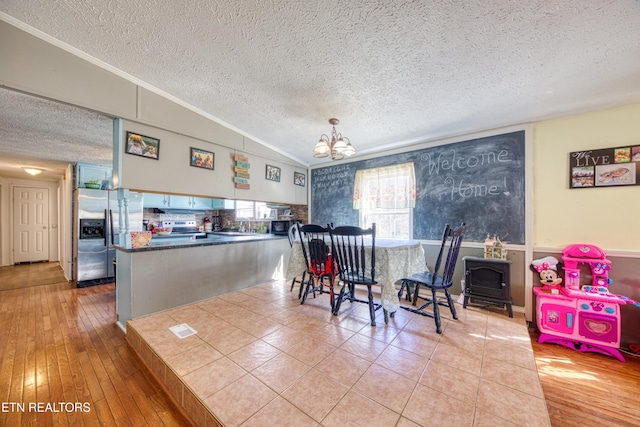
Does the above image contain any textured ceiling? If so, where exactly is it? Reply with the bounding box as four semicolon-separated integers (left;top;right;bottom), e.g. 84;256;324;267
0;88;113;181
1;0;640;180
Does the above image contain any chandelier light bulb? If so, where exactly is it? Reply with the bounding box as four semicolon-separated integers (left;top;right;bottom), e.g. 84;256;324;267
314;118;355;161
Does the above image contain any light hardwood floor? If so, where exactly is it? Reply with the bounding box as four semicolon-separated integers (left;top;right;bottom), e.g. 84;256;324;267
529;330;640;427
0;262;192;426
1;262;639;426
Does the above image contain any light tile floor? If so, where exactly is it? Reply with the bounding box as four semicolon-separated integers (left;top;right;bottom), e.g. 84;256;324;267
126;281;551;427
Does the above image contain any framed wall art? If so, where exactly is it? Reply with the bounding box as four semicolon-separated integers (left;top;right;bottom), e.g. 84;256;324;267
265;164;281;182
569;145;640;188
190;147;214;170
125;131;160;159
294;171;306;187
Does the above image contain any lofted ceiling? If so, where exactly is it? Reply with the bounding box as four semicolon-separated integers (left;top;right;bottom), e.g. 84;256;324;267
1;1;640;181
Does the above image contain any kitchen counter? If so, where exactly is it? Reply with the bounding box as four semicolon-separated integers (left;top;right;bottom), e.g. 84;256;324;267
115;232;285;253
114;232;291;329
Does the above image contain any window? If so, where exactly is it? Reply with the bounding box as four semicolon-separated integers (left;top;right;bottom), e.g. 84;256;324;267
354;163;416;239
235;201;274;220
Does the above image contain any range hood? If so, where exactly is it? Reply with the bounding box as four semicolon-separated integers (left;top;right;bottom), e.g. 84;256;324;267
153;208;207;215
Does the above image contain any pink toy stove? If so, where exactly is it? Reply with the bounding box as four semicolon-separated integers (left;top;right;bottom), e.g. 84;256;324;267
533;244;626;362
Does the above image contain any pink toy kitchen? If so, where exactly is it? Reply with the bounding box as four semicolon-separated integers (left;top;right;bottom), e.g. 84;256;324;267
532;244;640;362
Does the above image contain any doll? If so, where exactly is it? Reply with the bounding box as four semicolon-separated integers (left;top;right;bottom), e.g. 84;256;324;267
530;256;563;291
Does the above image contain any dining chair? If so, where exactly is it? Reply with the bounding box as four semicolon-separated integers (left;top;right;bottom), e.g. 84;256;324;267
329;223;382;326
397;222;466;333
296;223;335;308
288;222;305;293
288;222;300;246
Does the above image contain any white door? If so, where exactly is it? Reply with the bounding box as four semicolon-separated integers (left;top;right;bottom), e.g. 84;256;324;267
13;186;50;263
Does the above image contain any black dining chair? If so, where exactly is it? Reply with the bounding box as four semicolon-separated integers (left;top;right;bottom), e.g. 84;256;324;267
397;222;466;333
296;223;335;308
329;224;382;326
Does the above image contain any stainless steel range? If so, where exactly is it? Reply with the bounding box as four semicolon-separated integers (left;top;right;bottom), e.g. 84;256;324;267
162;220;206;239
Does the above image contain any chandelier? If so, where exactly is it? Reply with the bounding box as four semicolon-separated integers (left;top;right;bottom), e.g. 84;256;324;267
313;118;356;160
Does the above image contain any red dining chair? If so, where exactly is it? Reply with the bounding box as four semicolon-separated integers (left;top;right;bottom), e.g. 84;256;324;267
297;223;336;310
398;222;466;333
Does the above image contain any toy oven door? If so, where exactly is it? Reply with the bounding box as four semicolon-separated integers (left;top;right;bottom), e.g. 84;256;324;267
578;311;619;345
539;303;576;335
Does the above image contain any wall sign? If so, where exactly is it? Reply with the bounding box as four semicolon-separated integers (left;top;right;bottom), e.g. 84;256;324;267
234;154;250;189
569;145;640;188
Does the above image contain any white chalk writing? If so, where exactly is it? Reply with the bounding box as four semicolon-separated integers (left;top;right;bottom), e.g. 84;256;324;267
312;165;352;190
420;149;510;175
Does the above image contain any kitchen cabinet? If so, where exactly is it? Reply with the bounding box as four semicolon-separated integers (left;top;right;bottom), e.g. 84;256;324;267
143;193;169;208
143;193;212;210
170;195;212;209
168;195;193;209
76;163;112;188
191;196;213;210
212;199;235;209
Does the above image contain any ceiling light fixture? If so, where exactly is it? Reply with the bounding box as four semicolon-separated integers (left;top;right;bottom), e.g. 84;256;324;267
313;118;356;160
23;167;44;176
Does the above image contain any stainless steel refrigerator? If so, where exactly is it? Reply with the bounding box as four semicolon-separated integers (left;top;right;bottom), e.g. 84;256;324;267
73;189;143;287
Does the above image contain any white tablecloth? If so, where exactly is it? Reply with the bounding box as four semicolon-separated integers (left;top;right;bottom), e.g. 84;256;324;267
286;239;426;312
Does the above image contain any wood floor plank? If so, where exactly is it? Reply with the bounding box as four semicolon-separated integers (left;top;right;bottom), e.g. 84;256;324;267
35;381;54;427
93;398;118;426
530;330;640;427
0;262;193;426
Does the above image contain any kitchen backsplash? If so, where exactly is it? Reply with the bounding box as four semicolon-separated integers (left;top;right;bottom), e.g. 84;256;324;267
143;208;215;228
143;204;309;231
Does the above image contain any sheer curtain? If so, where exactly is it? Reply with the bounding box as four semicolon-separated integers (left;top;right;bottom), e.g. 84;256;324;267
353;162;416;209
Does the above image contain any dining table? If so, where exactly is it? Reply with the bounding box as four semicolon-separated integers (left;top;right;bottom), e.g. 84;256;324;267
286;238;427;313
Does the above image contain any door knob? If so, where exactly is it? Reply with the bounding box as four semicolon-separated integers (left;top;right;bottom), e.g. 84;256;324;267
43;226;48;229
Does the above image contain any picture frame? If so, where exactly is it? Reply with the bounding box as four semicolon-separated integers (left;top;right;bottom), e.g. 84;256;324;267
125;131;160;159
190;147;214;170
569;145;639;189
265;164;281;182
294;171;306;187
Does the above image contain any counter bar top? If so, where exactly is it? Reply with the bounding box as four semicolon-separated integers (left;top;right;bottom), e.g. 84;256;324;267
115;233;286;253
114;232;292;327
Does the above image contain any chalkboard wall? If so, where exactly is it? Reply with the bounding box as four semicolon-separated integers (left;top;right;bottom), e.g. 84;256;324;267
311;131;526;244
